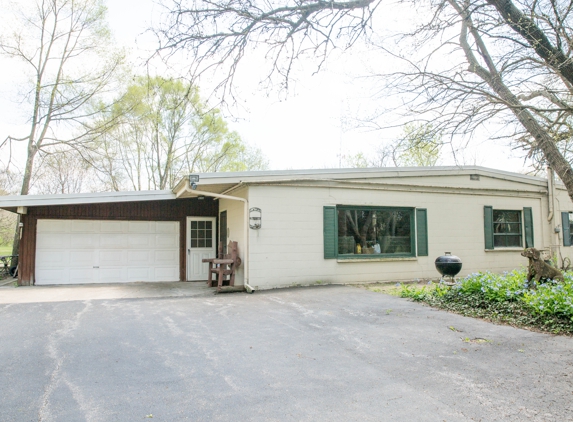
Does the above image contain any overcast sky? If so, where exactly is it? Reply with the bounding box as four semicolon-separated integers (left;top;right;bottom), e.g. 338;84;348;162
0;0;531;173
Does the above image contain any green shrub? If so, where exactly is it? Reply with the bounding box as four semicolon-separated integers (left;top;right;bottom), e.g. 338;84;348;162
523;274;573;320
451;270;528;302
399;283;431;301
398;269;573;334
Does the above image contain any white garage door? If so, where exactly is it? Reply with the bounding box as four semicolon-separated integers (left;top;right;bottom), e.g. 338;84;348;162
35;219;180;285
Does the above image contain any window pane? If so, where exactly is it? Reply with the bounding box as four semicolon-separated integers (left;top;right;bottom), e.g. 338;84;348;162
505;235;522;247
191;221;197;230
493;210;520;223
191;239;198;248
206;221;212;230
206;238;212;248
337;208;412;255
495;235;521;247
493;210;522;247
198;239;205;248
494;222;521;234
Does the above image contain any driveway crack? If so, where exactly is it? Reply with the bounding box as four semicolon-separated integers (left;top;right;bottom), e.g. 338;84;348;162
37;301;92;422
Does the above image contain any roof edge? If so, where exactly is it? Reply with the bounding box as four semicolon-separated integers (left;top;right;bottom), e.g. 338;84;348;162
174;166;547;189
0;190;175;209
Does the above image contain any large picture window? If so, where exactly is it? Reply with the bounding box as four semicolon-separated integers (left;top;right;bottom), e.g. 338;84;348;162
336;206;415;257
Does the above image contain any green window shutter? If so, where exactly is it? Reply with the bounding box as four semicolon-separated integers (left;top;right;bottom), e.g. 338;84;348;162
323;206;337;259
484;206;494;250
523;207;534;248
416;208;428;256
562;212;571;247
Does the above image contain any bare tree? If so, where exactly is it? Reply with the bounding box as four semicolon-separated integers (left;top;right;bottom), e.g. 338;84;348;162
0;167;18;249
1;0;123;195
342;123;441;167
157;0;573;200
0;0;123;255
33;150;91;194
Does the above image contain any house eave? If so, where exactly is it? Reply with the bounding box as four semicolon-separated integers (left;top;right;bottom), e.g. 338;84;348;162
172;166;548;194
0;190;176;213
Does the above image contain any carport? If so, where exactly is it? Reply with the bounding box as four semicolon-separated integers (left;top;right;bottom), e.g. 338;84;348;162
0;190;218;285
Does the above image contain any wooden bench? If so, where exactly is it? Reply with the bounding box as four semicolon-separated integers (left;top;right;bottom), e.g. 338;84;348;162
202;241;242;291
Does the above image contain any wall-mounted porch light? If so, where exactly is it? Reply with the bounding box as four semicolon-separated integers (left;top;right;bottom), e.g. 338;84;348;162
249;207;262;229
189;174;200;190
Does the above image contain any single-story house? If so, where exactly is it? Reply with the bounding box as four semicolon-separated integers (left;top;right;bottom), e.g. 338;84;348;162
1;166;573;290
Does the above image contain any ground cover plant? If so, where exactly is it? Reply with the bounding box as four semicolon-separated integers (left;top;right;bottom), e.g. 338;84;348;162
399;270;573;335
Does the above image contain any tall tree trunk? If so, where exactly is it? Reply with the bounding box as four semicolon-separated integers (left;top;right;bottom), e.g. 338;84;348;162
11;132;38;259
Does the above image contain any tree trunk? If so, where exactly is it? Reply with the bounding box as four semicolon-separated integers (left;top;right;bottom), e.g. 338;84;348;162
11;135;37;260
451;0;573;203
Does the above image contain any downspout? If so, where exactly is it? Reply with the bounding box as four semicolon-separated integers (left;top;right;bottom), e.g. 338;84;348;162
547;166;554;223
175;179;255;293
547;166;560;258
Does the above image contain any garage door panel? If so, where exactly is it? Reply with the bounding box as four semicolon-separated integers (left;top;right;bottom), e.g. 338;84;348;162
37;233;70;249
154;267;179;281
127;250;150;262
36;268;68;285
71;220;97;233
99;268;127;282
69;250;96;267
100;221;124;233
99;250;126;266
36;250;67;268
70;233;98;248
129;221;150;233
156;234;177;248
128;268;151;281
155;250;178;265
38;220;69;233
69;268;97;283
100;234;125;249
36;219;179;285
156;222;177;233
128;234;152;248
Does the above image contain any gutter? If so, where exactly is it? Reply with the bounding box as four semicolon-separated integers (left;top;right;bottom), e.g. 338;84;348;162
175;179;255;293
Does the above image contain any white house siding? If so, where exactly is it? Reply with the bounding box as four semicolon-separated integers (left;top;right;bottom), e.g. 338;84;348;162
218;188;247;285
246;176;556;290
553;186;573;262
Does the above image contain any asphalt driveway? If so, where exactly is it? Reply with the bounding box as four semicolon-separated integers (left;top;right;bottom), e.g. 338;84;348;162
1;284;572;421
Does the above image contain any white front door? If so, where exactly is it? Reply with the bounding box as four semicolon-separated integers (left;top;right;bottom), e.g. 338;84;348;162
186;217;216;281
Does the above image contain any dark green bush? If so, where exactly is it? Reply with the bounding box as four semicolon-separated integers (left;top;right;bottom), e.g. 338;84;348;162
399;270;573;334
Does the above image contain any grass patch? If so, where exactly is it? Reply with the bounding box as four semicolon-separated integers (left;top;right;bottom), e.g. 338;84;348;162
357;283;403;295
398;270;573;335
0;245;12;256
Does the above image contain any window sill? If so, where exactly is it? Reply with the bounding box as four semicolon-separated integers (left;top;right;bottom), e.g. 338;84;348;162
337;257;417;263
485;247;524;252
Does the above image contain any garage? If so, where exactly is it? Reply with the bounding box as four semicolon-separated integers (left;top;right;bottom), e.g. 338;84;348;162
35;219;180;285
